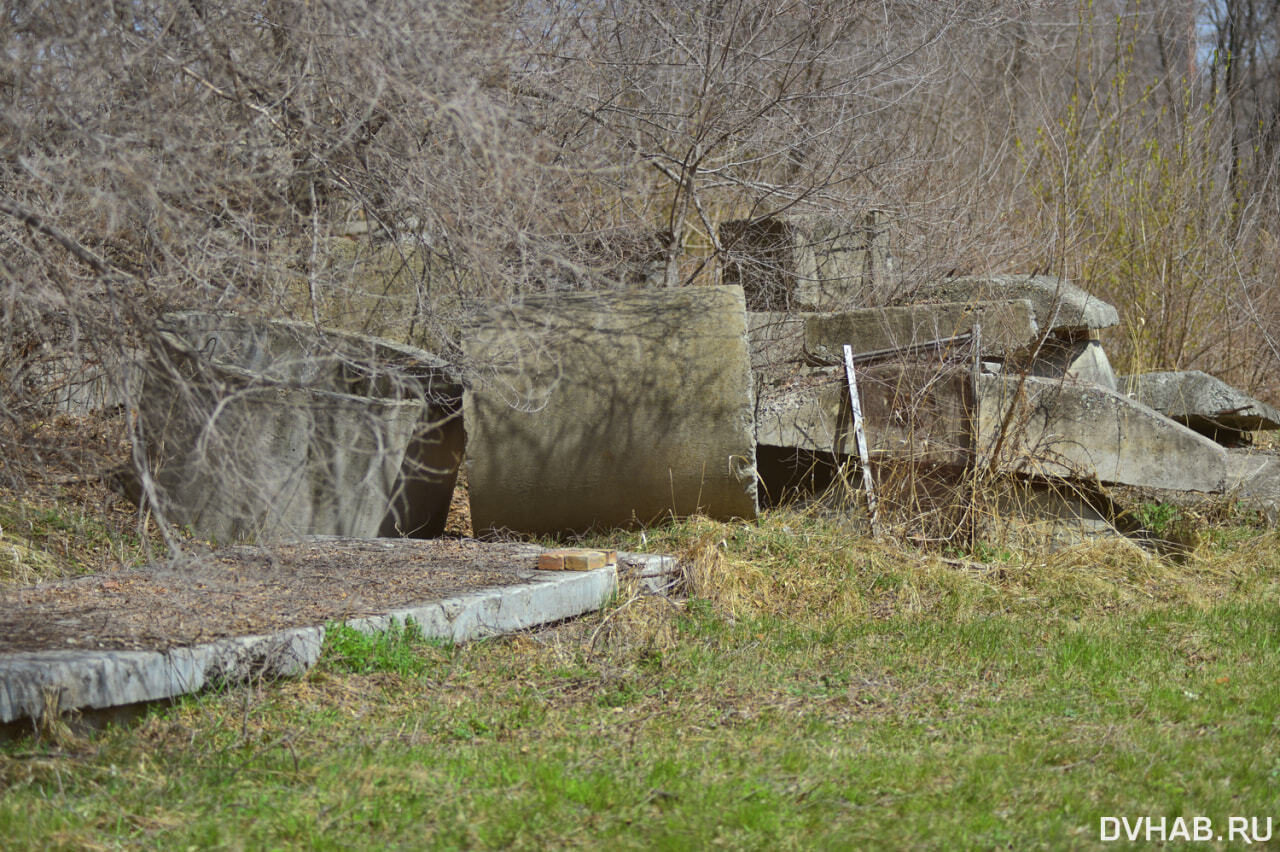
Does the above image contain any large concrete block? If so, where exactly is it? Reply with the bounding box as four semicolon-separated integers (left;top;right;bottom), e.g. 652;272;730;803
802;300;1037;365
138;313;462;543
755;364;974;465
978;375;1227;493
1123;370;1280;445
464;286;758;534
720;212;888;311
907;274;1119;332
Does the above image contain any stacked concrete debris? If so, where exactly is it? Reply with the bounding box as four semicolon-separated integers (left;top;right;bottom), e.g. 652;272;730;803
87;213;1280;543
1121;371;1280;446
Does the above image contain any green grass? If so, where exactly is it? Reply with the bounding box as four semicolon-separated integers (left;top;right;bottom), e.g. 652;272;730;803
3;510;1280;849
0;498;147;584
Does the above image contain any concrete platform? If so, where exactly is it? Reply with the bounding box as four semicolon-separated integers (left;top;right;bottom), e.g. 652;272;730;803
0;548;676;731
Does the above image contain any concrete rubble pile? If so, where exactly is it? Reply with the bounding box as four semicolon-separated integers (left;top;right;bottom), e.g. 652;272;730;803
61;212;1280;543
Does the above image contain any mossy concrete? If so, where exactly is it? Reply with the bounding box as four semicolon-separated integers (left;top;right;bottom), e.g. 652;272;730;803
464;286;758;535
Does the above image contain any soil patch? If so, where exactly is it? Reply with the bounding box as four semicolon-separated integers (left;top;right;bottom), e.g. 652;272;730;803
0;538;544;654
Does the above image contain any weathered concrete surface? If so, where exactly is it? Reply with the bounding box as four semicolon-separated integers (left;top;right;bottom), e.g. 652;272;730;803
1019;335;1118;391
1123;370;1280;445
0;549;677;727
755;364;974;465
986;477;1122;550
720;212;888;311
906;274;1119;332
802;300;1037;365
747;311;812;375
1225;449;1280;504
979;375;1228;493
138;313;461;543
758;366;1229;493
464;286;758;535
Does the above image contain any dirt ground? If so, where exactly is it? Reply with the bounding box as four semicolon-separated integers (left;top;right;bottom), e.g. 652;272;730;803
0;538;545;655
0;411;551;657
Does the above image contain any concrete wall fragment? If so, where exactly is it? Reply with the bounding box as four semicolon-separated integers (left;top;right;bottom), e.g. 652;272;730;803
906;274;1119;332
463;286;758;535
137;314;461;543
720;212;888;311
755;364;974;466
1123;370;1280;445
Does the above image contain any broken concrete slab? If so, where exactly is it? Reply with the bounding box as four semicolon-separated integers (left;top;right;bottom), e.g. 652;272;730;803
720;212;889;311
985;477;1123;550
757;366;1229;494
1224;449;1280;521
136;313;462;543
905;274;1120;332
1;548;679;729
464;286;758;535
755;364;974;466
42;348;144;414
978;375;1228;493
1122;370;1280;445
802;300;1038;366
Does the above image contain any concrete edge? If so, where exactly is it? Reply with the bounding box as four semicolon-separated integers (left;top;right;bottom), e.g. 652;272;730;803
618;552;681;594
0;552;689;725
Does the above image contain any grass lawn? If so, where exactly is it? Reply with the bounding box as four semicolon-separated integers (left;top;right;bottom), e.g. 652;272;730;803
3;510;1280;849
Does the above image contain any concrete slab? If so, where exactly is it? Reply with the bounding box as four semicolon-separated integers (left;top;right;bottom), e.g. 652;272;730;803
802;300;1037;366
1123;370;1280;445
0;548;675;728
1225;449;1280;510
755;364;974;465
985;477;1123;550
747;311;812;375
464;286;758;535
719;212;888;311
906;274;1119;332
979;375;1228;493
757;367;1229;494
42;348;144;414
